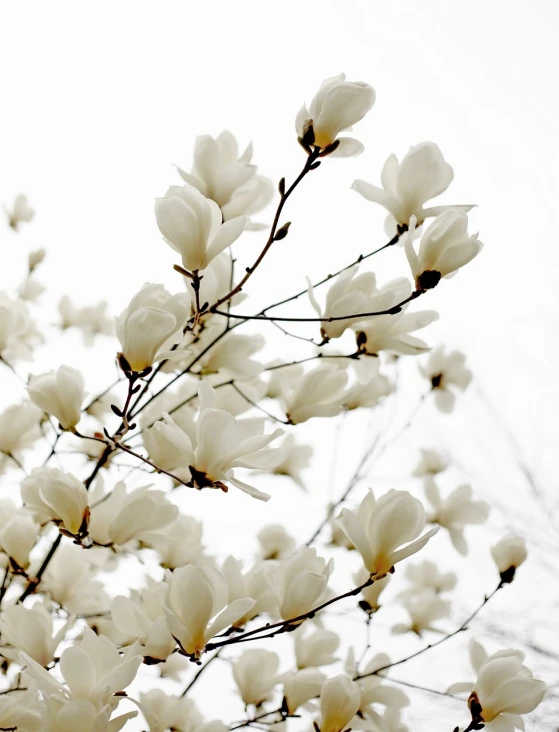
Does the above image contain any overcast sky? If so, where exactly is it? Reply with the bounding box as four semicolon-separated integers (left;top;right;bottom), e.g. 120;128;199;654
1;2;558;730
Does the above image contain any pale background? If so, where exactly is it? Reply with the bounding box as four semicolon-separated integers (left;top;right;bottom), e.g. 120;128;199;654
0;1;558;730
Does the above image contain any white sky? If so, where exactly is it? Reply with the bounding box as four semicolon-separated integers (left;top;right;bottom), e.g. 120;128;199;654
1;1;558;730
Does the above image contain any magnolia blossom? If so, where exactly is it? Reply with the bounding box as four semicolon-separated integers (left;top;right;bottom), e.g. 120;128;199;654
0;603;72;667
0;689;43;731
318;674;361;732
296;73;376;157
294;625;340;669
491;535;527;583
353;308;439;357
393;588;451;635
420;346;472;413
266;547;332;621
257;524;296;560
307;266;378;340
0;510;38;569
447;640;546;729
163;565;255;658
352;142;473;231
20;628;141;725
21;467;89;538
146;514;206;569
399;560;457;598
155;184;248;273
0;293;38;361
354;566;390;613
349;652;409;719
222;556;278;625
177;131;273;227
412;448;448;476
281;364;348;424
283;668;326;714
139;691;213;732
27;365;85;431
233;649;280;706
405;210;483;291
112;579;175;661
28;248;46;271
115;283;190;372
58;296;113;345
153;382;283;501
424;477;490;555
5;193;35;229
337;489;439;577
244;433;313;490
343;364;392;411
88;480;178;547
197;330;265;380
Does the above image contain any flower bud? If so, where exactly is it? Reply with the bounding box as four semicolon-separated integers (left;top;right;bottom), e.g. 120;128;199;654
319;674;361;732
232;649;279;706
491;535;527;584
27;365;85;431
21;467;89;538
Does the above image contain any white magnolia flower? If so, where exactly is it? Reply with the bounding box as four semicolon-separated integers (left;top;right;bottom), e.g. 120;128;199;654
58;296;113;345
405;210;483;290
281;364;348;424
354;307;439;356
88;480;178;547
198;330;265;380
352;142;473;232
420;346;472;413
21;467;89;538
307;266;378;340
177;131;273;227
155;185;248;273
27;365;85;431
222;556;278;625
447;640;546;730
20;628;141;729
139;690;207;732
266;362;304;400
146;514;206;569
0;293;38;361
294;625;339;669
115;283;190;372
354;566;390;613
28;248;46;271
265;547;332;621
0;602;72;666
0;689;43;731
41;544;109;616
424;477;490;555
318;674;361;732
393;588;451;635
19;277;45;303
0;510;38;569
491;535;527;583
5;193;35;230
153;382;283;501
257;524;296;560
412;448;448;477
164;565;255;659
337;489;439;577
233;649;280;706
296;74;376;157
283;668;326;714
343;361;392;411
399;560;457;598
112;579;175;662
244;433;313;490
353;652;409;718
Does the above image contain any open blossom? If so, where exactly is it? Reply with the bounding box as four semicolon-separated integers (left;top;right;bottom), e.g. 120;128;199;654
155;184;248;273
349;651;409;719
424;477;490;555
257;524;296;560
0;689;43;731
177;131;273;227
294;625;339;669
163;565;255;659
353;308;439;356
393;588;451;635
0;293;39;362
145;514;206;569
283;668;326;714
343;362;392;411
0;510;38;569
0;401;42;459
405;210;483;291
318;674;361;732
41;544;109;616
5;193;35;229
115;283;190;372
265;547;332;621
352;142;473;232
58;296;113;345
88;480;178;547
420;346;472;413
412;447;448;476
307;266;378;340
399;560;457;598
281;364;348;424
153;382;283;501
197;330;265;380
448;640;546;729
337;489;439;577
112;579;175;662
491;535;527;583
139;691;212;732
20;627;141;729
296;74;376;157
21;467;89;538
0;603;72;666
222;556;278;625
243;433;313;490
233;649;280;706
27;365;85;431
